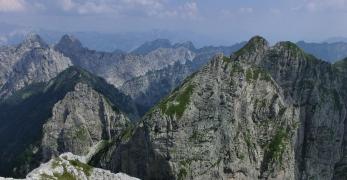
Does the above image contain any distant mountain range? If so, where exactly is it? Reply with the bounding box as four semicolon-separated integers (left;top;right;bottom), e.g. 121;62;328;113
0;23;233;52
0;33;245;115
324;37;347;43
2;33;347;179
0;34;244;177
297;41;347;63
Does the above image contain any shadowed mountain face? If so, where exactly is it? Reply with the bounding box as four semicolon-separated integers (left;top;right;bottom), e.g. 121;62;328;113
0;67;137;177
90;36;347;180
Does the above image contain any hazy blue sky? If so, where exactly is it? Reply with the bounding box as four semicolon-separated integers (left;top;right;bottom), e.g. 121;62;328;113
0;0;347;43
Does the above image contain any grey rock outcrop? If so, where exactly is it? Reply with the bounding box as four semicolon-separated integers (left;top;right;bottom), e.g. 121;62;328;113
0;67;136;178
92;36;347;180
41;83;129;160
0;34;72;98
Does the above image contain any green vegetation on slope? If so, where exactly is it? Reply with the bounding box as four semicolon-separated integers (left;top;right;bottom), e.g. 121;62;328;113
267;129;288;162
159;84;195;119
222;56;231;63
245;67;272;83
69;159;93;176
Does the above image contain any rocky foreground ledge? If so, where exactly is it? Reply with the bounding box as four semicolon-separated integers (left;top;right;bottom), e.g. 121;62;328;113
0;153;139;180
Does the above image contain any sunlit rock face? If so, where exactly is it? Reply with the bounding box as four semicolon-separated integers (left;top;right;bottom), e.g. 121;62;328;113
93;37;347;180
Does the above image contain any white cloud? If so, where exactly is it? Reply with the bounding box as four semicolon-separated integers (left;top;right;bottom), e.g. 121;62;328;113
294;0;347;12
54;0;199;19
0;0;26;12
179;2;198;18
33;2;46;11
239;7;253;14
77;2;115;14
58;0;116;14
121;0;164;9
61;0;75;11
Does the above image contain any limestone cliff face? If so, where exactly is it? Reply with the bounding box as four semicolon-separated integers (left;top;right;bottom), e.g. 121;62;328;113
93;37;347;180
0;48;72;98
0;67;136;178
0;34;72;98
41;83;129;160
238;37;346;180
99;55;300;180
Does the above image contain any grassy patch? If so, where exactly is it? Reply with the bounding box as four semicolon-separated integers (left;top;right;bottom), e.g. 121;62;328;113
69;159;93;176
246;67;271;83
266;129;288;162
51;158;62;169
178;167;188;180
53;171;75;180
53;164;75;180
121;123;134;141
160;84;195;119
281;41;301;52
223;56;231;63
246;69;253;83
238;154;245;160
232;62;243;73
230;62;244;77
40;173;55;180
74;127;88;141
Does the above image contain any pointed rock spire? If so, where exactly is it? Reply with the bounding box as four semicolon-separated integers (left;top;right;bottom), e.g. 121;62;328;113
20;32;48;49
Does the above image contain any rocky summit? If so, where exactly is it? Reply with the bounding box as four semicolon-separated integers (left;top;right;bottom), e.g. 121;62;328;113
90;36;347;180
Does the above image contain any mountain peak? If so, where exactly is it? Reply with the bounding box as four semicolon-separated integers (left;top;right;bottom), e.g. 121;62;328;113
132;39;172;54
274;41;303;53
233;35;269;58
46;66;139;120
173;41;196;51
247;35;269;48
55;34;83;51
20;32;48;49
60;34;80;44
